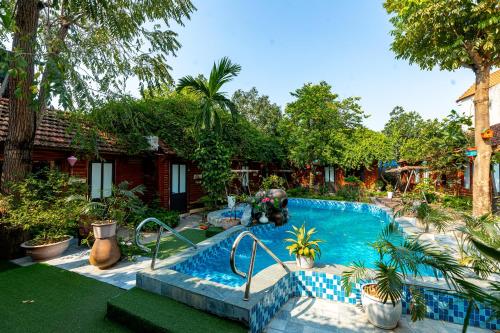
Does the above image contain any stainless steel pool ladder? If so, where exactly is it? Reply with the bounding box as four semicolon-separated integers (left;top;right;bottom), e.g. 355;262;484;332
135;217;197;270
230;231;290;301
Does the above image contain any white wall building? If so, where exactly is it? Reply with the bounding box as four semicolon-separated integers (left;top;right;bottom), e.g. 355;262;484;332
456;69;500;127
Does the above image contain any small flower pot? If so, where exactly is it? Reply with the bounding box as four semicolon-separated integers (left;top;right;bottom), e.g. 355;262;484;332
258;214;269;224
387;192;393;199
481;129;494;139
361;283;402;329
21;236;73;261
296;255;314;269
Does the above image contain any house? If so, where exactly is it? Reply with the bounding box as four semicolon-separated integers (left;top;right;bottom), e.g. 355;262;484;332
0;98;204;212
292;163;379;191
456;69;500;126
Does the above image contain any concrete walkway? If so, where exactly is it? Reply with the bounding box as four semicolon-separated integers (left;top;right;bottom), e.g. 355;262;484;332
266;297;492;333
11;214;204;290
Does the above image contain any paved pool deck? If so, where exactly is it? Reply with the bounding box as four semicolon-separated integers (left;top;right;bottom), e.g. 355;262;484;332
266;297;491;333
11;214;203;289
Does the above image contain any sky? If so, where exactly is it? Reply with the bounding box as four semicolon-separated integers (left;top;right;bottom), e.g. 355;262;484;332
130;0;476;131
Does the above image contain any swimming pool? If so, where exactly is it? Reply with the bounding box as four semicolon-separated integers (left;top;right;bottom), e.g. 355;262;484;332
172;198;396;287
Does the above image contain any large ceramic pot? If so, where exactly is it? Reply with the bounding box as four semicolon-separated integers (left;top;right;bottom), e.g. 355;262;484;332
296;255;314;269
21;236;73;261
89;221;121;269
361;283;402;329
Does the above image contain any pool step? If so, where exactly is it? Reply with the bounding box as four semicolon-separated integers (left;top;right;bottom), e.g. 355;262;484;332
106;287;246;333
137;268;256;327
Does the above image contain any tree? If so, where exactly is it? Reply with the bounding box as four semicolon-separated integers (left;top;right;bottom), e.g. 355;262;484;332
279;81;368;188
231;87;282;135
176;57;241;133
0;0;194;192
382;106;426;161
384;0;500;215
1;0;40;191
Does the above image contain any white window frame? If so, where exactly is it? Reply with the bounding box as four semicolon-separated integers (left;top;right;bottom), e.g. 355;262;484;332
325;166;335;183
90;162;114;199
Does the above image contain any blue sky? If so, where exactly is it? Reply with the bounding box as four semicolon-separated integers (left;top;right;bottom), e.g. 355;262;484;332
131;0;476;130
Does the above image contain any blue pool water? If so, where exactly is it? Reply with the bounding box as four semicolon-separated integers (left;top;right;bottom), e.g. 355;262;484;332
172;199;405;287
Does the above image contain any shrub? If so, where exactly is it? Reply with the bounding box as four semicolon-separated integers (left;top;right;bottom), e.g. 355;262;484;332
1;169;86;244
336;184;362;202
261;175;286;190
131;207;180;231
441;195;472;212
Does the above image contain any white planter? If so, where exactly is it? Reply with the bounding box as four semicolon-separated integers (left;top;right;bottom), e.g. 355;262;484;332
361;284;402;329
227;195;236;209
92;221;117;239
296;255;314;269
258;214;269;224
387;192;393;199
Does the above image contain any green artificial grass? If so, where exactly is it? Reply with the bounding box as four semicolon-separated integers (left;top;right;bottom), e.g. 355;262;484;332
0;260;19;273
107;288;246;333
0;264;128;333
145;228;209;260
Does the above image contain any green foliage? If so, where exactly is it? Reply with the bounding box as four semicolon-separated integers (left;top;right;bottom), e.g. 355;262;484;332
176;57;241;133
336;185;363;202
231;87;282;136
71;93;199;157
0;169;85;242
193;133;232;209
280;82;391;171
384;0;500;72
131;206;180;231
441;195;472;212
70;181;145;226
261;175;286;190
0;0;195;110
456;214;500;278
284;223;323;259
342;222;467;322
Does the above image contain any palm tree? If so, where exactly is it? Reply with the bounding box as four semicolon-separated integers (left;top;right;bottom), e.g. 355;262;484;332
176;57;241;133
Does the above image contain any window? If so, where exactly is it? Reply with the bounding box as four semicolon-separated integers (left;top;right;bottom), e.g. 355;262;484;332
464;163;472;190
325;166;335;183
90;162;113;199
171;164;186;194
493;163;500;194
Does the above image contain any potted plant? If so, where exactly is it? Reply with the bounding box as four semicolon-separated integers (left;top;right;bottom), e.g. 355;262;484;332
386;184;394;199
341;222;465;329
72;181;145;269
285;223;323;269
481;128;494;139
2;170;83;261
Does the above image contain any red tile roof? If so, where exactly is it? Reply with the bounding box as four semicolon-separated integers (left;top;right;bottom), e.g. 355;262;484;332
457;69;500;102
0;98;126;154
0;98;175;155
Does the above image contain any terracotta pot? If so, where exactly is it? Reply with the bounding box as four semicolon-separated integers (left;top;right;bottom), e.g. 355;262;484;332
296;255;314;269
89;221;120;269
361;283;402;329
21;236;73;261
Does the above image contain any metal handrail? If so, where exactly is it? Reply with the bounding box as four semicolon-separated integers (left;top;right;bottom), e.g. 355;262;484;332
135;217;197;270
230;231;290;301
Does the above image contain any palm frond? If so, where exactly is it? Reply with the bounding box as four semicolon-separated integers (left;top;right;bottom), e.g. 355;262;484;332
341;261;368;296
375;262;404;305
408;287;426;322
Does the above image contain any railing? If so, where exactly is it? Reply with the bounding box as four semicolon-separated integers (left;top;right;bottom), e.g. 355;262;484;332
230;231;290;301
135;217;197;270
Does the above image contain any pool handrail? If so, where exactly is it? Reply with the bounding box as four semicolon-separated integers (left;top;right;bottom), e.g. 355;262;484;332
135;217;197;270
230;230;290;301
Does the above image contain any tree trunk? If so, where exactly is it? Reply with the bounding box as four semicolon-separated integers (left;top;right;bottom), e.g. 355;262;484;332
472;66;492;216
1;0;40;193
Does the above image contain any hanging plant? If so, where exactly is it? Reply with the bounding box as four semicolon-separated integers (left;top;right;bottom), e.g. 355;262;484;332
481;128;494;140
